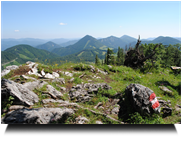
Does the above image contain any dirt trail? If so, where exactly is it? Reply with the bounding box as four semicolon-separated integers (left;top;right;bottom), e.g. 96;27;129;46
2;58;18;66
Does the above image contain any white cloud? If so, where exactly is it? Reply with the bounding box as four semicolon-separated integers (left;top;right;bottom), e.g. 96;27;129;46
59;23;67;25
14;30;19;32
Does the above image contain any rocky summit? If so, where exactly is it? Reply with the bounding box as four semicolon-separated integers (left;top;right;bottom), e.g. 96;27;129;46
1;61;181;124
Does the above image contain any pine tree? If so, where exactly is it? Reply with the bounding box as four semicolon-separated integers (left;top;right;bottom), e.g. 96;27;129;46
116;47;124;66
104;54;107;65
106;48;114;65
95;54;100;66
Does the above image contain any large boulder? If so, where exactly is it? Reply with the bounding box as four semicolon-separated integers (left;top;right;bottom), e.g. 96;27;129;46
1;65;19;77
1;107;74;124
1;79;39;106
125;84;161;115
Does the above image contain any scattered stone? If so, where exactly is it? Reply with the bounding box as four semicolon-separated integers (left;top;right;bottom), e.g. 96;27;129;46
23;80;47;91
111;106;120;115
79;72;85;78
175;104;181;112
111;99;120;106
171;66;181;70
75;116;89;124
14;78;21;82
52;72;59;78
68;78;75;83
159;86;173;95
97;68;108;75
44;73;55;79
1;79;39;106
46;85;63;99
94;102;103;109
1;108;74;124
158;99;172;118
26;61;36;68
69;83;112;102
56;84;67;91
42;99;58;104
95;121;103;124
52;78;65;84
64;71;73;77
107;65;112;69
9;105;26;111
125;83;161;116
20;75;37;81
1;65;19;77
89;65;95;72
41;69;45;76
162;107;172;118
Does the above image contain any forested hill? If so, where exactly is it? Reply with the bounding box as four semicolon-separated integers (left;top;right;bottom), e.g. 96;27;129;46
36;41;61;52
51;35;109;57
1;44;59;69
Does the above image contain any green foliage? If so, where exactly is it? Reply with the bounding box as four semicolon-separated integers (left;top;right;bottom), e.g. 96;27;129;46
1;95;14;116
95;54;101;66
1;70;14;79
73;77;82;84
116;47;125;66
37;64;53;74
73;63;91;71
126;112;165;124
104;48;115;65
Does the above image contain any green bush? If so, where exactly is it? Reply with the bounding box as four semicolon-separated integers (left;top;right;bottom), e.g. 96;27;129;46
74;77;82;84
127;112;165;124
73;63;91;71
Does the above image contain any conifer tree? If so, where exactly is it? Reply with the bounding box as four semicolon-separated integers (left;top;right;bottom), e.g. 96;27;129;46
95;54;100;66
106;48;114;65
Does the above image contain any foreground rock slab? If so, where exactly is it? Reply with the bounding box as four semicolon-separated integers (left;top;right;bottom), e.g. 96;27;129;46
1;79;39;106
1;108;74;124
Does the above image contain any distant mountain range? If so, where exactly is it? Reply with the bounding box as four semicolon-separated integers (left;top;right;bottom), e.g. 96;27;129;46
36;41;61;52
51;35;109;57
1;34;181;70
1;35;181;51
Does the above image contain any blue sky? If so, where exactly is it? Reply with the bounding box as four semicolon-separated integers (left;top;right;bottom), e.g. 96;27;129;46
1;1;181;39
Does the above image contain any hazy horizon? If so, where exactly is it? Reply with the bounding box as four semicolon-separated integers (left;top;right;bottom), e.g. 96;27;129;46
1;1;181;39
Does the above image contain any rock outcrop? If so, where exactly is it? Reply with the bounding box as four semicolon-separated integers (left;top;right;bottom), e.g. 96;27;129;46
1;108;74;124
23;80;47;91
1;79;39;106
46;85;63;99
69;83;112;102
1;65;19;77
75;116;89;124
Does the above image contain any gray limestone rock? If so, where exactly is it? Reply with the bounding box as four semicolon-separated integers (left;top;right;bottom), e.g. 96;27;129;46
1;79;39;106
125;83;161;115
52;78;65;84
1;107;74;124
44;73;55;79
1;65;19;77
75;116;89;124
23;80;47;91
69;83;112;102
46;85;63;98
